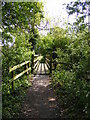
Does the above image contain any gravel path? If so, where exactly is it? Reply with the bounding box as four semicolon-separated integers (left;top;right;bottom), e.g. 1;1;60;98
19;75;61;119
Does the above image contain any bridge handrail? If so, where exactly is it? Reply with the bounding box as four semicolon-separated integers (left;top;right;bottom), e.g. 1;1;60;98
9;60;31;90
9;61;30;72
46;58;50;62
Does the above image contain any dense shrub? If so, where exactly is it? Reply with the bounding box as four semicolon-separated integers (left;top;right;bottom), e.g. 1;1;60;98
2;32;32;95
51;29;90;119
52;70;89;118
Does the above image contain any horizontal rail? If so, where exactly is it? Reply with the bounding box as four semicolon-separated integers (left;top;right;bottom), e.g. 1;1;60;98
34;58;39;64
34;55;39;57
34;56;43;63
46;61;50;69
33;61;39;69
33;56;43;68
34;62;40;74
46;58;50;62
11;67;31;82
36;62;40;71
9;61;30;72
9;60;31;90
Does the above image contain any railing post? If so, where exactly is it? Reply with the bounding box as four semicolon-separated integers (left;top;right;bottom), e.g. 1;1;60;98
11;71;14;90
26;63;29;74
24;63;28;75
24;64;27;75
28;62;30;74
50;54;52;74
31;54;34;74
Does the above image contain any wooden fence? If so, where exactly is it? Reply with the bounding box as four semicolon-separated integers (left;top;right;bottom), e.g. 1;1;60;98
45;55;52;73
33;55;43;74
9;61;31;90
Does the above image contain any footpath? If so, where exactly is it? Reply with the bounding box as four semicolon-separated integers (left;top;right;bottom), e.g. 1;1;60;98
19;75;61;119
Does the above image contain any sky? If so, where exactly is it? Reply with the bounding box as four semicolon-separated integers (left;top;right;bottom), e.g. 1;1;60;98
39;0;76;35
44;0;75;21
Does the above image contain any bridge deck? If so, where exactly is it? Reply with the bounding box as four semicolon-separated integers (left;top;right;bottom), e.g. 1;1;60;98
34;63;49;75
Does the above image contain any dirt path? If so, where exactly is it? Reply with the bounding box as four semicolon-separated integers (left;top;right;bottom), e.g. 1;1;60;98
19;75;61;119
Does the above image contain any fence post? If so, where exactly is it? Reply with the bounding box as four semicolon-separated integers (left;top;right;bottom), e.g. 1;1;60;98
26;63;29;74
25;63;29;75
50;54;52;74
28;62;31;74
24;64;27;75
31;54;34;74
11;71;14;90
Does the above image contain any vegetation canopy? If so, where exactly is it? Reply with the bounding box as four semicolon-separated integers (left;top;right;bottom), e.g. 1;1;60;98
1;1;90;119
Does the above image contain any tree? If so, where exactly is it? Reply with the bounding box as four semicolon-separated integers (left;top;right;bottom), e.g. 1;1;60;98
66;0;89;31
2;2;44;30
2;2;44;73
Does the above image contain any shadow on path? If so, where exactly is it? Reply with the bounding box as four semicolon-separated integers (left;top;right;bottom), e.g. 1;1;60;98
19;75;61;119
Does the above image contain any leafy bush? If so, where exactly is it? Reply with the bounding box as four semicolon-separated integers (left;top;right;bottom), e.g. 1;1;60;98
52;70;90;119
51;27;90;119
2;31;32;118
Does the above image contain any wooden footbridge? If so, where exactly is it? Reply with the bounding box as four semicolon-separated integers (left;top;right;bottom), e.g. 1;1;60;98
34;63;49;75
33;55;51;75
9;54;54;90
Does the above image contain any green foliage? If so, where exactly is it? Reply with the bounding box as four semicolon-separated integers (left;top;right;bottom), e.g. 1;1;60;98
2;2;44;30
2;2;44;118
35;27;68;56
35;34;53;55
40;56;46;63
52;70;90;119
66;0;89;31
2;76;31;118
2;31;32;118
2;1;44;90
1;1;90;119
51;27;90;118
35;14;90;119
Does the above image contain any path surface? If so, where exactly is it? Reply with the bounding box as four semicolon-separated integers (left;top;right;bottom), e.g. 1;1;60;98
19;75;61;119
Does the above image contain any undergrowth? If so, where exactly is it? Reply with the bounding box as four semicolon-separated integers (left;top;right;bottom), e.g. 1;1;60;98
2;75;32;119
52;70;90;120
